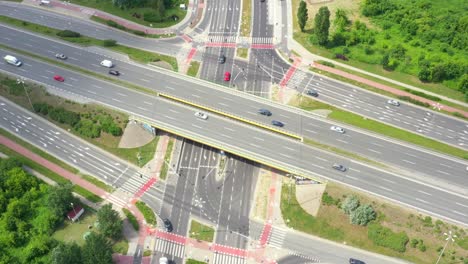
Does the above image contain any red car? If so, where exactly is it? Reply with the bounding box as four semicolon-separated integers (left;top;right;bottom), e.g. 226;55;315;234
53;75;65;82
224;71;231;81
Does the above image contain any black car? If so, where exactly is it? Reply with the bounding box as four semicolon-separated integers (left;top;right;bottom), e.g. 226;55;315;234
332;163;346;172
258;109;272;116
307;89;319;97
109;70;120;76
271;120;284;127
163;218;173;232
218;55;226;64
349;258;365;264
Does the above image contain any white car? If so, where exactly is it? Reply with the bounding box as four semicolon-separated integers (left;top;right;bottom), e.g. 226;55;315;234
159;257;168;264
195;111;208;120
387;99;400;106
330;126;345;134
100;59;113;68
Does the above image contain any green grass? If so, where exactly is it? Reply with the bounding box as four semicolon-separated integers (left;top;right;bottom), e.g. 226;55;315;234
90;16;176;39
240;0;252;37
135;201;157;226
70;0;187;28
52;211;98;246
81;174;114;193
236;48;248;59
189;220;215;242
187;61;200;77
0;16;178;71
143;249;152;257
112;239;129;254
159;138;174;180
294;96;468;160
186;259;206;264
122;208;140;231
107;136;159;167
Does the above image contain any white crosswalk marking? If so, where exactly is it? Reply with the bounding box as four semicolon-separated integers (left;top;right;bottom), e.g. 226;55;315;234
267;227;287;248
193;34;274;45
213;253;246;264
106;194;128;209
155;239;185;258
118;172;151;194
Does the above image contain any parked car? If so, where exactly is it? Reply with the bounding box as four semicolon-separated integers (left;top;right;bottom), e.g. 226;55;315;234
218;54;226;64
258;109;272;116
53;75;64;82
387;99;400;106
271;120;284;127
163;219;173;232
332;163;346;172
349;258;366;264
306;89;319;97
330;125;345;134
109;70;120;76
194;111;208;120
55;53;67;60
224;71;231;81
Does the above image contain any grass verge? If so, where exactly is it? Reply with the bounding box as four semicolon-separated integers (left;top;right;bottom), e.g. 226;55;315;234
292;96;468;160
187;61;200;77
240;0;252;37
108;136;159;167
122;208;140;231
90;16;175;39
186;259;206;264
159;138;174;180
112;239;129;255
0;16;178;71
143;250;152;257
236;48;248;59
189;220;215;242
135;201;157;226
81;174;114;193
0;140;103;203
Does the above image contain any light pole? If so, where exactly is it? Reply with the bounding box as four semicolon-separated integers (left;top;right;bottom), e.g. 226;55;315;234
16;78;34;112
435;230;457;264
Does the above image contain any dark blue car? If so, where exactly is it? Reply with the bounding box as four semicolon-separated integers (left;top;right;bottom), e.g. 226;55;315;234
258;109;272;116
271;120;284;127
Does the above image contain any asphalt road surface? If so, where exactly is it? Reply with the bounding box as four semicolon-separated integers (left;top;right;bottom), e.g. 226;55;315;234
1;53;467;226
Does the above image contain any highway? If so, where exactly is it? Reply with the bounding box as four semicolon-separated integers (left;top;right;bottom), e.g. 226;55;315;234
0;26;467;192
1;51;467;226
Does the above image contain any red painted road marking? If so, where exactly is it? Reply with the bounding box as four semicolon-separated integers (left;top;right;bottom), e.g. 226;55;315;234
251;44;274;49
212;244;247;257
155;230;187;244
182;34;192;43
186;48;197;63
259;223;272;246
279;59;301;87
206;43;236;48
134;177;157;198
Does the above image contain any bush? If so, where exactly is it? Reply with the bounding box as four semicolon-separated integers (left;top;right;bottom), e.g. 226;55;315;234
74;119;101;138
132;30;146;36
404;89;441;101
103;39;117;47
122;208;139;231
368;223;409;252
410;238;419;248
341;195;360;215
397;96;430;107
56;30;81;38
321;192;337;206
106;20;125;30
48;107;81;126
33;102;50;115
350;204;376;226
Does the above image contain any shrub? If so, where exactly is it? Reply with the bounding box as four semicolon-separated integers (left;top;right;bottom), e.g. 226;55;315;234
132;30;146;36
410;238;419;248
74;119;101;138
368;223;409;252
350;204;376;226
404;89;441;101
106;20;125;30
321;192;337;206
103;39;117;47
33;102;50;115
397;96;430;107
122;208;139;231
56;30;81;38
341;195;360;215
418;241;426;252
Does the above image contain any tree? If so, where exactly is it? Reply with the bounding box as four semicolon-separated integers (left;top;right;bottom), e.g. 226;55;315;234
333;9;349;32
97;204;123;240
314;6;331;45
47;183;74;218
82;232;113;264
51;242;82;264
341;195;360;215
350;204;376;226
297;1;308;32
459;74;468;93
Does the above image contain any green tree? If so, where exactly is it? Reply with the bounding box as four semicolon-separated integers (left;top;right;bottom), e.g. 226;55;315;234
297;1;308;32
82;232;113;264
350;204;376;226
47;183;74;217
341;195;360;215
333;9;349;32
51;242;82;264
314;6;331;45
97;204;123;240
459;74;468;93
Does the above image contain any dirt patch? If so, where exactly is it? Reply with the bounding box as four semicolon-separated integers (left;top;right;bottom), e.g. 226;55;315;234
150;60;173;71
295;183;326;216
118;121;155;148
251;169;272;220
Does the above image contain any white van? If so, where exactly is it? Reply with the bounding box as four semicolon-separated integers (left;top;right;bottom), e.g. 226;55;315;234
100;60;113;68
4;55;22;67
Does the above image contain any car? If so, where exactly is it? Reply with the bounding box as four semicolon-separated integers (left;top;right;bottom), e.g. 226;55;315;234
330;125;345;134
271;120;284;127
159;257;168;264
349;258;366;264
218;54;226;64
258;109;272;116
53;75;64;82
332;163;346;172
194;111;208;120
100;59;113;68
224;71;231;81
163;219;173;232
306;89;319;97
109;70;120;76
55;53;67;60
387;99;400;106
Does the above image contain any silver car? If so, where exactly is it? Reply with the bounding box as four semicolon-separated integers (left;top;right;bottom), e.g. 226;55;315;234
387;99;400;106
195;111;208;120
330;125;345;134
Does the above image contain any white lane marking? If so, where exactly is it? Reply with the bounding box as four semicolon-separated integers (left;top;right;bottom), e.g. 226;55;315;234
279;114;290;118
143;101;153;105
315;157;327;162
164;115;175;120
405;153;418;158
192;124;202;129
283;146;295;151
402;159;416;165
453;210;467;217
336;139;348;144
439;163;451;168
417;190;432;196
166;86;175;90
250;143;260;148
346;175;358;180
367;149;381;154
371;142;383;147
311;164;324;169
253;137;264;141
416;198;429;204
169;109;179;114
92;84;103;89
221;134;232;139
218;102;229;107
349;168;360;173
192;94;200;98
87;90;97;95
224;127;235;131
280;153;292;158
117;92;127;97
381;178;395;184
456;202;468;208
69;77;78;81
436;170;451;176
137;107;148;111
305;129;317;134
379;186;393;192
140;79;150;83
112;98;123;103
222;97;233;101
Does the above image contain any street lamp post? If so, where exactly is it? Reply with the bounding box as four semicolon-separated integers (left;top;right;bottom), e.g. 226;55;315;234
16;78;34;112
435;230;457;264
